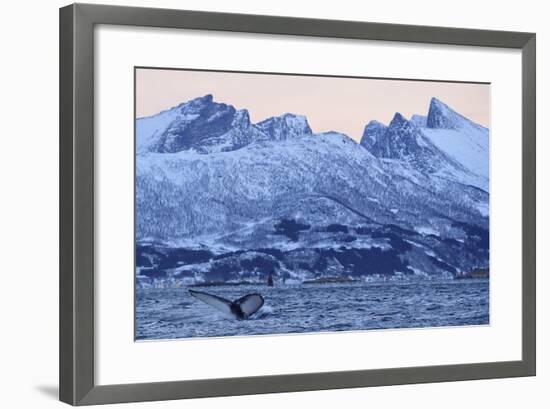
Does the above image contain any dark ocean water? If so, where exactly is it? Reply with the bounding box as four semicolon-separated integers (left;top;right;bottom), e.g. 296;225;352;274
135;280;489;340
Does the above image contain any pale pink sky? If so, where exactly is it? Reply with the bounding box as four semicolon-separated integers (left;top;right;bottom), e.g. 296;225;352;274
136;68;490;142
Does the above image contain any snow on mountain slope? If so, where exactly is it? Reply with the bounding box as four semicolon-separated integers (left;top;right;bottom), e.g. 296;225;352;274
136;94;269;154
422;128;489;181
136;104;182;154
360;97;489;191
137;125;485;239
426;97;487;133
359;120;387;151
257;113;312;140
135;95;489;282
422;98;489;180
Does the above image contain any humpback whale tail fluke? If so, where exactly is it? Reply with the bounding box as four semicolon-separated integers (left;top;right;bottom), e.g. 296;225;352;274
188;289;264;320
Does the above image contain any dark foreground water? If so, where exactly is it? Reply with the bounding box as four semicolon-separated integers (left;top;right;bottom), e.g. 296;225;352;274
135;280;489;340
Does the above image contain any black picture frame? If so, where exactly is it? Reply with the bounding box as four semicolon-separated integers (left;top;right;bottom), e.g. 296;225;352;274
59;3;536;406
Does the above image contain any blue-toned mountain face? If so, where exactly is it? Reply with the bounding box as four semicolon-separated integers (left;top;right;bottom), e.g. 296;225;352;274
257;113;313;140
360;98;489;191
136;96;489;285
137;94;269;154
361;112;453;173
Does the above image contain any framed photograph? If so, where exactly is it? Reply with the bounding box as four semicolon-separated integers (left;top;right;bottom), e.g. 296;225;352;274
60;3;536;405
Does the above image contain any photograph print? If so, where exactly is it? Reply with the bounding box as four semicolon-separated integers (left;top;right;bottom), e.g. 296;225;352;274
135;68;490;340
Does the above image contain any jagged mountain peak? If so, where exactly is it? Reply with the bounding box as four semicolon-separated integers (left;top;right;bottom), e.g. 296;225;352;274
170;94;233;117
427;97;484;131
257;112;312;141
364;120;387;130
389;112;409;128
358;97;488;190
428;96;447;110
279;113;312;131
360;120;387;149
138;94;259;154
182;93;213;106
362;110;430;162
427;97;454;128
137;95;319;154
232;109;251;127
173;94;220;114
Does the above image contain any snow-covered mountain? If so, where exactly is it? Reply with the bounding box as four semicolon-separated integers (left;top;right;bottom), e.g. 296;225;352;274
423;98;489;181
360;97;489;191
136;94;319;154
135;95;489;284
257;113;312;140
136;94;269;154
